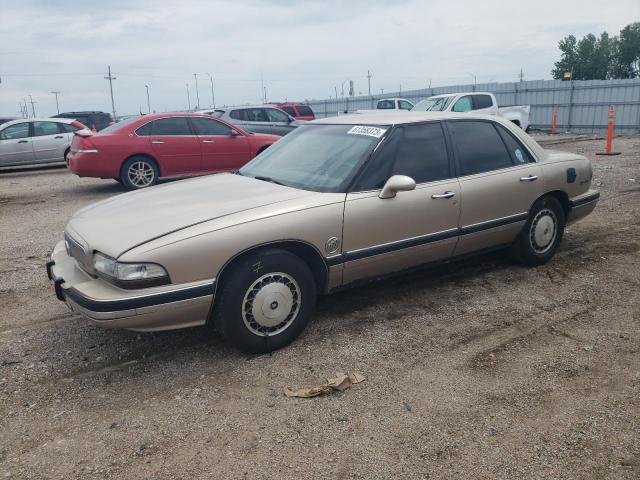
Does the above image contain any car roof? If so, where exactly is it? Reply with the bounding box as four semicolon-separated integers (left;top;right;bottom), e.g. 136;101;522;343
0;117;76;128
310;111;504;126
427;92;494;99
56;111;109;115
377;98;412;102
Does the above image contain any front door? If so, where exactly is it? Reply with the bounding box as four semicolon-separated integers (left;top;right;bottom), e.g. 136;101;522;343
242;108;273;134
146;117;201;175
190;116;252;171
341;122;461;284
265;108;296;136
0;122;34;166
446;120;543;255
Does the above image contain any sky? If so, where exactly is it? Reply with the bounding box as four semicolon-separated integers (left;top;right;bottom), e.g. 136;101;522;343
0;0;638;118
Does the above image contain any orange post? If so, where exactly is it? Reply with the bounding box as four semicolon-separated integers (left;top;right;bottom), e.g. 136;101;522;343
551;105;558;135
597;105;621;156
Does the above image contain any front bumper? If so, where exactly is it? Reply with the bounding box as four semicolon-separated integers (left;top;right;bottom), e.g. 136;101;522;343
567;189;600;224
47;241;215;331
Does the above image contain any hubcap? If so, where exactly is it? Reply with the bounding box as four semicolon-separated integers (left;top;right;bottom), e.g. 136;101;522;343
127;161;155;187
530;208;557;254
242;273;301;336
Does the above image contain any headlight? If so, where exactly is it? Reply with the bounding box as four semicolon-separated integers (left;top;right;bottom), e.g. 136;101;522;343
93;252;170;288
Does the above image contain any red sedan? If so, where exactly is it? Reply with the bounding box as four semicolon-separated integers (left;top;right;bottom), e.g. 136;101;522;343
67;113;279;189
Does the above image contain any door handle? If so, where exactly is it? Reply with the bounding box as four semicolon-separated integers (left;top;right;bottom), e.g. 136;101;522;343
18;140;29;143
519;175;538;182
54;135;64;139
151;140;165;144
202;140;215;143
431;191;456;199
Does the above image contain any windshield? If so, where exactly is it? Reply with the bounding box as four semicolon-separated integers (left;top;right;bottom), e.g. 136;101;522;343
239;124;388;193
411;96;455;112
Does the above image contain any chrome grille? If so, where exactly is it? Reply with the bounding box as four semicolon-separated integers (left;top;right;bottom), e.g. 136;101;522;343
64;232;88;269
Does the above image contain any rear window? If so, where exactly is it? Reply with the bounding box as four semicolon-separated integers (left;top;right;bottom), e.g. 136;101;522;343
281;106;296;116
229;110;245;120
472;95;494;110
100;116;141;134
296;105;314;116
377;100;396;109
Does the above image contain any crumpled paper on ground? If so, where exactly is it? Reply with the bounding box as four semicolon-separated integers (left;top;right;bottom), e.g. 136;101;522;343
283;372;365;398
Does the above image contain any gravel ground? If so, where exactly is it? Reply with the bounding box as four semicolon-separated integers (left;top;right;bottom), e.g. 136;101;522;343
1;135;639;479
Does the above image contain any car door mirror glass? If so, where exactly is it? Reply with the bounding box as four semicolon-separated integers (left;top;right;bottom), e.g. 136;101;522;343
379;175;416;199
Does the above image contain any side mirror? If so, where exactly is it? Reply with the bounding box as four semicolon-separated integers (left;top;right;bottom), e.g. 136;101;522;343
229;129;241;137
379;175;416;199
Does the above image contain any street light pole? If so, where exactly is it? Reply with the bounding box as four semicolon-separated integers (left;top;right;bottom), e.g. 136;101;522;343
145;84;151;113
51;91;60;114
186;83;191;111
206;73;215;108
28;95;36;117
193;73;200;110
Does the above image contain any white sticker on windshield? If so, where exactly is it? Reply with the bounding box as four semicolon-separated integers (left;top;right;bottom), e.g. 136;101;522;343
347;125;387;138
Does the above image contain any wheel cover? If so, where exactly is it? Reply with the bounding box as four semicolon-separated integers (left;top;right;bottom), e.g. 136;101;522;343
242;272;301;337
530;208;557;254
127;161;155;187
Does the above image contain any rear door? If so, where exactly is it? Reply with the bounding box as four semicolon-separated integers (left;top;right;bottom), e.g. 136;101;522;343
0;122;35;165
31;121;67;162
342;122;460;284
190;116;252;171
471;94;497;115
447;120;543;256
265;108;295;136
145;117;201;175
241;108;272;134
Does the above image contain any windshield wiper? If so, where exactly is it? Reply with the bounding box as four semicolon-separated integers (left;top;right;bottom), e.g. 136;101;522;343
254;175;286;186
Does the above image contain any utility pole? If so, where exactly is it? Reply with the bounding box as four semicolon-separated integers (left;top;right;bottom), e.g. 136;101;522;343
367;70;372;96
260;74;265;104
206;73;215;108
263;86;267;103
28;95;36;117
334;86;338;99
145;85;151;113
193;73;200;110
51;91;60;114
186;83;191;111
104;65;117;120
519;68;524;82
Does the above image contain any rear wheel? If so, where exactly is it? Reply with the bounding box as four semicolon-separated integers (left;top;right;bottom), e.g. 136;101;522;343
213;248;316;353
121;156;158;189
511;196;565;266
64;148;70;167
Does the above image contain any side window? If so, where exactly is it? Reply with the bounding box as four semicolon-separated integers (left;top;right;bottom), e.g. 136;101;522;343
32;121;60;137
229;110;245;120
472;95;493;110
150;117;192;135
452;96;472;112
398;100;414;110
136;122;153;136
449;121;514;176
59;123;79;133
0;123;30;140
391;123;450;183
377;100;395;109
296;105;313;116
244;108;269;122
352;129;401;191
266;108;289;123
496;125;533;164
281;106;296;116
190;117;233;136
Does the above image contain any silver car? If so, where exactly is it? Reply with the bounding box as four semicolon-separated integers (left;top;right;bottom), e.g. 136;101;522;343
203;105;303;136
0;118;84;167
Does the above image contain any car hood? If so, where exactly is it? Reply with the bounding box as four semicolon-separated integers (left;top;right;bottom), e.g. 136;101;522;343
66;173;315;258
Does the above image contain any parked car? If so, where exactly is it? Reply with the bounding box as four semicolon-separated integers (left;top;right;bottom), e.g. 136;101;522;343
376;98;414;110
0;117;86;167
211;105;303;136
269;103;315;121
67;113;279;189
412;92;531;131
0;117;16;126
52;111;114;131
48;111;598;353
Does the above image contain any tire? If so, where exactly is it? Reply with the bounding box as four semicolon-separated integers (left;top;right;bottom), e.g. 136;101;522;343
64;148;70;167
213;248;316;353
121;156;159;189
511;196;565;266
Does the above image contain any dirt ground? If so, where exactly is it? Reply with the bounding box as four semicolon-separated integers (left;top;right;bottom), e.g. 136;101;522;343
1;135;639;479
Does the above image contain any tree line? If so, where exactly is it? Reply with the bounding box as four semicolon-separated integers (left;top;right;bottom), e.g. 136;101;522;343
552;22;640;80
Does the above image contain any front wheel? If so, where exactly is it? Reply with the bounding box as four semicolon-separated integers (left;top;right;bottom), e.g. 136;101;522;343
213;249;316;353
511;196;565;266
121;156;158;189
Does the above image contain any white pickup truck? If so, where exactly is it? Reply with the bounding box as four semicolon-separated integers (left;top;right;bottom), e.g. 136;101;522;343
411;92;531;131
